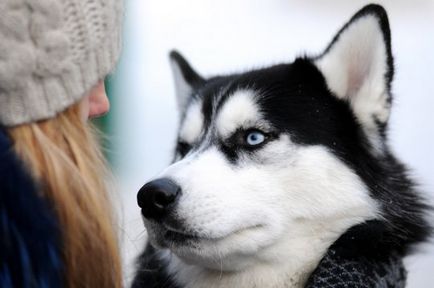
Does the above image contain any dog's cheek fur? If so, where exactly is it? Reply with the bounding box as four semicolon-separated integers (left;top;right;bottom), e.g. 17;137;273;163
249;137;379;224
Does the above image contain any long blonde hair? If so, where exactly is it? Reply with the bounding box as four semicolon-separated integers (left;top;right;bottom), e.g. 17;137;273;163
8;103;122;287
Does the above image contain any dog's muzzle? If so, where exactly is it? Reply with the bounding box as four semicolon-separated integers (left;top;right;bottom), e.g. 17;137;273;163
137;178;182;221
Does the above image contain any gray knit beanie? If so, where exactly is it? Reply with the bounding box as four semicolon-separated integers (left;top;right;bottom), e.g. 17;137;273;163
0;0;123;126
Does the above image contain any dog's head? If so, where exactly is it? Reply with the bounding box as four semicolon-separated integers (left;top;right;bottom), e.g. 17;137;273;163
138;5;392;271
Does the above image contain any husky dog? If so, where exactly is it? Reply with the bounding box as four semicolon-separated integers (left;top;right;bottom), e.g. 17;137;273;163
133;5;430;288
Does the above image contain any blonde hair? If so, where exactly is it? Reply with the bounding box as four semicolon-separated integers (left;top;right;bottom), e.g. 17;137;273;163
8;103;122;288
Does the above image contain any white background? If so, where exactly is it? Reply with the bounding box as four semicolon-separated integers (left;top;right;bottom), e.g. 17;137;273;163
113;0;434;286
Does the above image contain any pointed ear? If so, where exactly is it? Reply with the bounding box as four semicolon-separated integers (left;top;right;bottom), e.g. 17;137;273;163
315;5;393;144
169;50;205;112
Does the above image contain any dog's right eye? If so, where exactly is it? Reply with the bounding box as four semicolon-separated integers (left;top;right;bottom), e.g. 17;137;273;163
245;130;266;146
177;141;192;158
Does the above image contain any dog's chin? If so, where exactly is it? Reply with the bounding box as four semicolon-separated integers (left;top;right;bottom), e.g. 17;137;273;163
145;221;270;271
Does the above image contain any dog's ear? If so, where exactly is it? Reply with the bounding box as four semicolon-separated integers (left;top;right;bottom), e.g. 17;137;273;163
315;5;393;147
170;51;205;112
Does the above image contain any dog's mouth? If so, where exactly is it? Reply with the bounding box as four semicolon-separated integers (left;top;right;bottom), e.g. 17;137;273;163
145;220;273;270
163;227;200;243
148;222;266;247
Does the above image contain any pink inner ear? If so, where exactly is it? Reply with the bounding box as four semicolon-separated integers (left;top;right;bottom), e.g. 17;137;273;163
315;12;389;101
346;49;373;97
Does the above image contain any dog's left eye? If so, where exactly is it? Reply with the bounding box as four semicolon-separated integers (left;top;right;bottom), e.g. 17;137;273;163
245;130;266;146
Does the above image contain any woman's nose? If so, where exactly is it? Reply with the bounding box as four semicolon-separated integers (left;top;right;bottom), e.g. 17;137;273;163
89;81;110;118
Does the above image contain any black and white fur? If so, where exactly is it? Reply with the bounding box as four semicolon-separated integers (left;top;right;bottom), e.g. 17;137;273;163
133;5;430;288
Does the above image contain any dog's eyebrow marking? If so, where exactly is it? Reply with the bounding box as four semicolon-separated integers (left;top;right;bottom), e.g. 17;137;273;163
216;89;261;138
179;100;204;143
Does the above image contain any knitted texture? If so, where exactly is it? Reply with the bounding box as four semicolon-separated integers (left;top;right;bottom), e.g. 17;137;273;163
0;0;123;126
305;248;407;288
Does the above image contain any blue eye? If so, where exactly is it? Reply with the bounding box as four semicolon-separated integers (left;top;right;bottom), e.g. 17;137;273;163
246;131;266;146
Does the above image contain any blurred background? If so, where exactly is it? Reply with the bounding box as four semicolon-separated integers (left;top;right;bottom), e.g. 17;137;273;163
103;0;434;286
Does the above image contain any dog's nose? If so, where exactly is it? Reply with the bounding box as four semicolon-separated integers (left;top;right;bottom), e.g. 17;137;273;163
137;178;182;220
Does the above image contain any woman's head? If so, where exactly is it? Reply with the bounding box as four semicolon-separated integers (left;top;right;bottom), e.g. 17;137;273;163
1;0;124;287
0;0;123;126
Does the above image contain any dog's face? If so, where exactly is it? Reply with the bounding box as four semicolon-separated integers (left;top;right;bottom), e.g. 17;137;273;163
138;6;392;272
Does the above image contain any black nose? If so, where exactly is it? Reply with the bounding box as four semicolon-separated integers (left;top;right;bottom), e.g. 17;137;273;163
137;178;181;220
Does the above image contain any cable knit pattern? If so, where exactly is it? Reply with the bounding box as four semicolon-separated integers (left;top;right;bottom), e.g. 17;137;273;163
0;0;123;126
305;248;407;288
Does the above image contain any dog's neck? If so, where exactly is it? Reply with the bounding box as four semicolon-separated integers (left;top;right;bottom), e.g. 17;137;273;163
167;256;309;288
161;217;369;288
